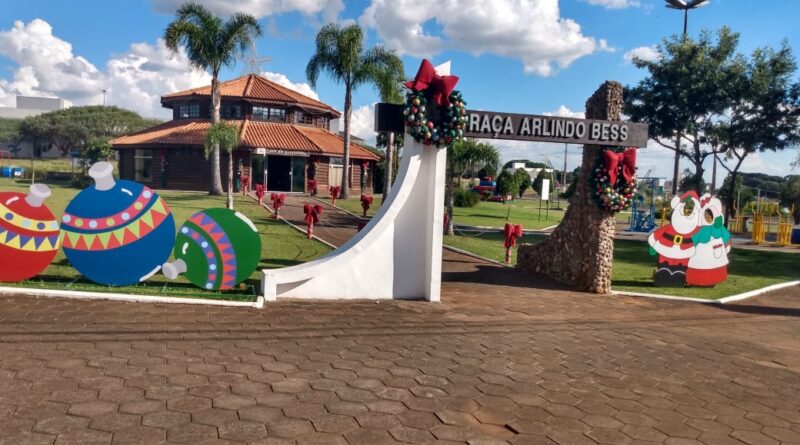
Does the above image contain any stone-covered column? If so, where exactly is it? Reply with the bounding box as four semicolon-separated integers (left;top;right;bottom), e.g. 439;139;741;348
517;81;623;293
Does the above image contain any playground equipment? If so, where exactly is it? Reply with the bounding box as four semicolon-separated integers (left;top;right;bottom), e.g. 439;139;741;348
627;176;662;233
0;150;24;179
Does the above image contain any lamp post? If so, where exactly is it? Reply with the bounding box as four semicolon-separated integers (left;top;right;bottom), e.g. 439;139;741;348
665;0;710;196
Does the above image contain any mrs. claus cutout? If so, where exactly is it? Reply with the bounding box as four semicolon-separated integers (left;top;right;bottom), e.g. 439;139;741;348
687;194;732;287
648;191;701;287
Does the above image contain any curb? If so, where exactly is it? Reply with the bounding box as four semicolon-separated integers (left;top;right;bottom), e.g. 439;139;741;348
0;286;264;308
611;280;800;305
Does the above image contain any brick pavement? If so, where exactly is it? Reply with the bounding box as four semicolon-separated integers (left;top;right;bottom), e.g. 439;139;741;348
1;275;799;444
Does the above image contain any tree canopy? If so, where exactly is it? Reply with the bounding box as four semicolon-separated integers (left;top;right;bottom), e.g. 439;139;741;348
18;106;161;156
502;159;548;169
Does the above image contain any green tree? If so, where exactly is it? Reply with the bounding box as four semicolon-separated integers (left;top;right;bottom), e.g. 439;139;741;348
306;23;403;199
502;159;547;169
626;28;743;194
707;42;800;218
561;167;581;199
532;169;554;196
495;170;519;204
19;106;159;157
0;118;22;149
445;138;500;234
719;174;755;215
205;121;241;209
165;2;261;196
514;168;532;198
371;61;405;197
678;168;706;194
780;175;800;223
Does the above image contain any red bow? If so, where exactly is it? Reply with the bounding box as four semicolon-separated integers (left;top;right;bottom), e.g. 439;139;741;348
404;59;459;107
270;193;285;209
329;186;341;199
503;223;523;248
360;195;373;209
303;204;322;225
603;148;637;185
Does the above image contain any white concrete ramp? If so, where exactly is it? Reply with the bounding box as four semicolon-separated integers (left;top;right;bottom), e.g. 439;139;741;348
260;138;445;302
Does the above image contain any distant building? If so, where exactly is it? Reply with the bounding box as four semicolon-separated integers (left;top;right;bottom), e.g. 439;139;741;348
506;162;552;181
112;74;379;194
0;96;65;159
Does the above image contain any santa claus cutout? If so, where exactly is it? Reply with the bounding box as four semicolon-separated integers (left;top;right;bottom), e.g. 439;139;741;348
686;194;732;286
648;191;701;287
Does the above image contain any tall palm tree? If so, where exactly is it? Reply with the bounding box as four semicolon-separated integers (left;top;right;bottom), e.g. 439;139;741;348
165;3;261;196
306;23;403;199
446;139;500;235
372;64;405;198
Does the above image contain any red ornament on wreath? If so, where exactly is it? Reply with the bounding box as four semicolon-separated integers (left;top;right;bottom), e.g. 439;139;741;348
590;147;638;213
0;184;60;282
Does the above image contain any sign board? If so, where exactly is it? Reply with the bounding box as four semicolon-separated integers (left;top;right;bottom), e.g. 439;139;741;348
254;148;309;157
541;179;550;201
464;110;649;147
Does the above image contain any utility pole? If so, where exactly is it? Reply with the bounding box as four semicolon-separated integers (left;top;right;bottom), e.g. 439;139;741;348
562;143;568;193
665;0;710;196
102;89;107;107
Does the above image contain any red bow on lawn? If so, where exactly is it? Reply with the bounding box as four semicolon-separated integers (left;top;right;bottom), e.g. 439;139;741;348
303;204;322;225
603;148;637;185
503;223;523;248
404;59;459;107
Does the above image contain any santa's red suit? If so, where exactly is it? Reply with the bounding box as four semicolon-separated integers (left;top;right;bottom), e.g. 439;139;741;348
651;225;698;267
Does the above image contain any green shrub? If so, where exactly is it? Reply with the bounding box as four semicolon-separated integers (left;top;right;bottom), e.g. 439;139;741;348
454;188;480;207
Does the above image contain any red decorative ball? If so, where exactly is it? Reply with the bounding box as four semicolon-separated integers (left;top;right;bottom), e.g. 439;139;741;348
0;185;60;282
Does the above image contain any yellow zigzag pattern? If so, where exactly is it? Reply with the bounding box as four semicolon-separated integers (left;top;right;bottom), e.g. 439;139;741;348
61;198;168;250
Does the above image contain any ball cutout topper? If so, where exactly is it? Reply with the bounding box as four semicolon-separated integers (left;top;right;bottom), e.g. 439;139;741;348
60;162;176;286
162;208;261;291
0;184;61;282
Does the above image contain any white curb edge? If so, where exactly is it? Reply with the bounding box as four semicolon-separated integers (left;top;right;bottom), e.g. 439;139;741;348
0;286;264;308
612;280;800;304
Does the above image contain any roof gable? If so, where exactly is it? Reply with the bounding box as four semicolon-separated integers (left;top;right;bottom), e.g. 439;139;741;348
162;74;339;116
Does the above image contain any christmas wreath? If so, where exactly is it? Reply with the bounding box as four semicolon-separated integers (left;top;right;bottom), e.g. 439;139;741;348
590;147;638;213
403;59;468;148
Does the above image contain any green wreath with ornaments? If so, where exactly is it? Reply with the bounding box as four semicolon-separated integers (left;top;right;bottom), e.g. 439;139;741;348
590;146;638;213
403;90;467;148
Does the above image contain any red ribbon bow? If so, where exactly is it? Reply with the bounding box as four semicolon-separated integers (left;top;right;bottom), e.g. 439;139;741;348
404;59;460;108
503;223;523;248
303;204;322;225
360;195;373;210
329;186;341;199
270;193;285;209
603;148;637;185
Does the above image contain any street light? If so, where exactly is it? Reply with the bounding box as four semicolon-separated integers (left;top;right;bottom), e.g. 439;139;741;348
664;0;710;196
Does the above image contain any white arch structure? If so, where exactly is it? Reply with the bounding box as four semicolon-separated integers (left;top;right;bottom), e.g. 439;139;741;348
260;137;445;302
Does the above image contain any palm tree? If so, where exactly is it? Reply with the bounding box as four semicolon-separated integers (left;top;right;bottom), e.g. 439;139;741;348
205;121;240;209
306;23;403;199
164;3;261;196
372;64;405;198
446;139;500;235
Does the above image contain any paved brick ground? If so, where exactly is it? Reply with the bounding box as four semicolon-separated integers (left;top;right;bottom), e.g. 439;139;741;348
1;275;799;444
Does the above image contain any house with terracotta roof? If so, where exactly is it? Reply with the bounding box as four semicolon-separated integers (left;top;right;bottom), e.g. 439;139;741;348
111;74;380;194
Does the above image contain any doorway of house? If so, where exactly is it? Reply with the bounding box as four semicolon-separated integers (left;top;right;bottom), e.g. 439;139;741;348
266;155;291;191
251;155;267;187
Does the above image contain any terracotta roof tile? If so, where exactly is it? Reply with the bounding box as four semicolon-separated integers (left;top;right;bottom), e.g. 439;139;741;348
162;74;339;116
112;119;379;161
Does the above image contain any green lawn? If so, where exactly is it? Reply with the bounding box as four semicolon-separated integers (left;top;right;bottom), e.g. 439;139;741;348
329;196;383;217
0;181;331;301
444;233;799;300
451;198;565;230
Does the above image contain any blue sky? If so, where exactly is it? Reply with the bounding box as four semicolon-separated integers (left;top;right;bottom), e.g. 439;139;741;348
1;0;798;182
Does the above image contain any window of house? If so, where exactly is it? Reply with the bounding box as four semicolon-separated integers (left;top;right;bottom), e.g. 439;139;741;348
33;140;49;158
134;149;154;182
329;157;343;166
221;104;242;119
179;103;200;119
315;117;329;129
253;106;286;122
295;111;314;125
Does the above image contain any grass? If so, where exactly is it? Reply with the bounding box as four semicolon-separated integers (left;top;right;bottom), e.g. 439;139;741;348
328;195;383;217
450;198;565;230
443;233;799;300
0;181;331;301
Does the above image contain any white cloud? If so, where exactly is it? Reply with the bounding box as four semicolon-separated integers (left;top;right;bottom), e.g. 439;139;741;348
582;0;640;9
348;104;377;145
0;19;212;118
623;46;660;64
543;105;585;119
150;0;345;22
260;72;319;100
360;0;611;76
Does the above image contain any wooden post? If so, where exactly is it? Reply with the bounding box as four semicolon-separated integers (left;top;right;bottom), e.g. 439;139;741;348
516;81;623;293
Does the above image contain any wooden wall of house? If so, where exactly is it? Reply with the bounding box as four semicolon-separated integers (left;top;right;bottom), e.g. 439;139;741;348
117;147;251;192
310;157;373;196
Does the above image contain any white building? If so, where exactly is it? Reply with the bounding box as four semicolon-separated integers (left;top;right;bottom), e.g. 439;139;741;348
0;96;65;159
